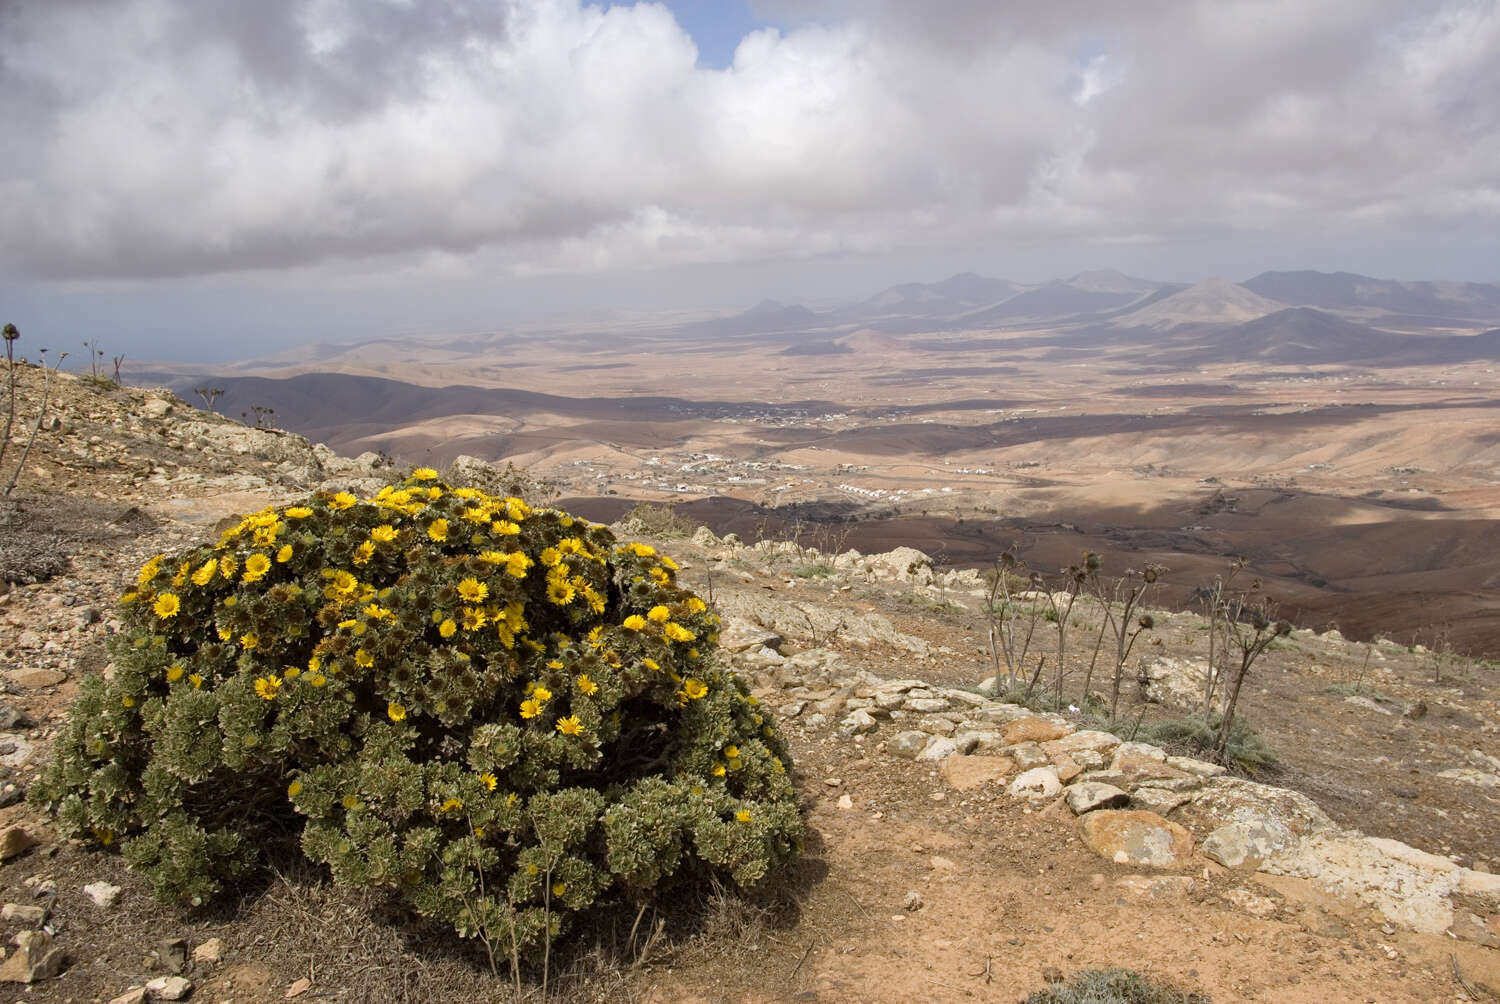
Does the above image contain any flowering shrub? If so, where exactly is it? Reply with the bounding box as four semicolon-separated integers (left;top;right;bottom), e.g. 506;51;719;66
32;470;801;959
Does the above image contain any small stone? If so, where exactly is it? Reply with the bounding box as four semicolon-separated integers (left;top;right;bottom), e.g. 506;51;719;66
836;794;853;810
285;976;313;998
1064;781;1131;815
84;881;122;908
1223;888;1279;919
1007;766;1063;801
107;988;148;1004
903;891;923;912
6;669;67;690
191;938;224;966
837;709;877;736
0;929;67;983
157;937;188;974
824;777;842;787
1130;787;1194;816
889;731;931;759
0;903;47;925
915;737;960;762
1165;755;1226;778
29;880;55;899
905;698;951;714
0;705;30;731
0;827;38;861
1114;875;1195;900
1050;752;1082;784
1007;742;1051;771
145;975;192;1000
803;713;827;729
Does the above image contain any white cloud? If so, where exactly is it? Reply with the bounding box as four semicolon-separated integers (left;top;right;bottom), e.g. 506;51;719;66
0;0;1495;283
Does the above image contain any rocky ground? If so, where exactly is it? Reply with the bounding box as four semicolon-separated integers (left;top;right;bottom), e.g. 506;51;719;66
0;363;1497;1002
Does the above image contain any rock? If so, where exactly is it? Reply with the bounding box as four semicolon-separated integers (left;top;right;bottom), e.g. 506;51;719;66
157;937;188;974
903;891;923;912
837;709;877;736
939;755;1015;791
1079;810;1194;868
1137;655;1209;707
0;827;38;861
889;731;931;759
1202;820;1290;870
1447;911;1500;948
836;793;853;810
145;975;192;1000
0;929;67;983
6;669;67;689
1130;787;1195;816
1111;741;1167;766
108;988;148;1004
1166;755;1226;778
1007;766;1063;801
0;705;31;730
1114;875;1195;900
1003;716;1070;744
1190;777;1337;839
976;676;1000;697
192;938;225;966
0;903;47;925
1223;888;1279;919
1007;742;1051;771
1064;781;1131;815
285;976;313;998
84;881;122;908
1050;753;1082;784
142;398;173;418
1265;833;1461;934
915;737;961;762
719;623;784;654
803;713;827;729
904;698;951;714
1040;730;1121;756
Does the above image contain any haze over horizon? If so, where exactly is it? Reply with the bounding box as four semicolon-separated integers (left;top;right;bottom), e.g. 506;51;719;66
2;0;1497;363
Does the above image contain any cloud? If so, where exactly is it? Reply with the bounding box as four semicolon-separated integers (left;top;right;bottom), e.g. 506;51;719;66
0;0;1495;282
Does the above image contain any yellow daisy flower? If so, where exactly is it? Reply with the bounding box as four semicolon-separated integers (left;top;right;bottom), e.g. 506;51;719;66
457;577;488;603
153;592;181;619
555;715;583;736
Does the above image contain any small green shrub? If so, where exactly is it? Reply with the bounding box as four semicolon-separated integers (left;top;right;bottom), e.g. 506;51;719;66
789;563;834;579
1020;968;1209;1004
32;470;800;963
614;501;701;539
1133;712;1277;775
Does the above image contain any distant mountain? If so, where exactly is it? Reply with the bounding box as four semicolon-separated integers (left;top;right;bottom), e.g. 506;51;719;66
1180;307;1408;365
839;272;1025;320
958;281;1151;324
1242;271;1500;321
1065;269;1162;295
676;299;822;339
1113;278;1286;329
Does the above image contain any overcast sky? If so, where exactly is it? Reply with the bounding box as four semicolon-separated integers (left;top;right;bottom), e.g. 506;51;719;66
2;0;1497;362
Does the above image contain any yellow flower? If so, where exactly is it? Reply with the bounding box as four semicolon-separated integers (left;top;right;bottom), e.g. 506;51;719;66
218;555;237;580
641;658;660;671
439;618;457;638
412;467;439;481
662;556;679;570
276;544;293;563
457;577;488;603
254;675;282;700
533;686;552;702
555;715;583;736
285;506;313;519
342;794;361;810
329;492;357;510
243;552;272;582
364;603;394;621
552;881;567;897
165;664;184;682
188;673;203;689
546;580;575;605
649;567;670;585
576;674;598;695
307;672;327;687
427;487;442;500
352;540;375;565
477;549;506;564
136;555;162;586
505;552;532;579
240;632;259;650
491;520;520;536
287;780;303;798
370;524;398;543
681;678;708;700
647;605;671;623
388;702;407;722
712;764;726;777
505;498;531;521
460;606;488;631
427;518;449;542
519;698;542;719
153;592;181;619
539;547;561;568
461;506;488;524
686;597;707;614
355;649;374;668
723;745;740;759
122;695;135;708
736;809;753;823
120;591;138;604
623;615;646;631
629;542;656;557
438;797;464;813
191;559;218;586
663;622;696;643
479;772;498;791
